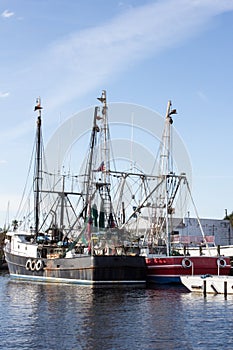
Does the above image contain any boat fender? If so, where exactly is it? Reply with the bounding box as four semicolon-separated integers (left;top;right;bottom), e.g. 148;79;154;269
25;259;32;271
31;260;36;271
217;258;226;268
182;258;192;268
35;259;44;271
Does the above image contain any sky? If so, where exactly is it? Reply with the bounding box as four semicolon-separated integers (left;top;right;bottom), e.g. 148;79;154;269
0;0;233;227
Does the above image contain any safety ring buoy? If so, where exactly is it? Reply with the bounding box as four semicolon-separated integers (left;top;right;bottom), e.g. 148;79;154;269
35;259;43;271
182;258;192;268
31;260;36;271
25;259;32;271
217;258;226;268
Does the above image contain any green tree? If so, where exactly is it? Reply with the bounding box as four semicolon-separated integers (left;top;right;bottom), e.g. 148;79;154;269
224;211;233;227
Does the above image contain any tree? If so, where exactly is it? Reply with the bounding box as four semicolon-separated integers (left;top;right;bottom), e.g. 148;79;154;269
224;211;233;227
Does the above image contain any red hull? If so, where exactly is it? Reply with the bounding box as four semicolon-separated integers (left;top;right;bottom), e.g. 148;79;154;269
146;256;231;284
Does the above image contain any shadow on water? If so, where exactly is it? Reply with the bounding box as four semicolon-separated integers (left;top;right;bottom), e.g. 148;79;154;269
1;272;233;350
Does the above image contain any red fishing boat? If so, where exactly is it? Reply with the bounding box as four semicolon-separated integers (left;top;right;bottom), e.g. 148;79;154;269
146;256;231;284
143;101;232;283
113;100;231;283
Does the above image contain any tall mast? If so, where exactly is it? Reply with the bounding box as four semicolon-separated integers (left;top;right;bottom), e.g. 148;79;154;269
34;97;43;236
162;101;177;255
84;106;99;221
97;90;109;183
152;101;177;255
97;90;114;228
159;101;177;176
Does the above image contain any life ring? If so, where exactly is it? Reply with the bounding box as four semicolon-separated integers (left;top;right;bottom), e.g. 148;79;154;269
25;259;32;271
182;258;192;268
31;260;36;271
217;258;226;268
35;259;43;271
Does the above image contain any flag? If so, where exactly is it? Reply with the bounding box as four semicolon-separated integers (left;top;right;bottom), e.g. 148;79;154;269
96;161;105;172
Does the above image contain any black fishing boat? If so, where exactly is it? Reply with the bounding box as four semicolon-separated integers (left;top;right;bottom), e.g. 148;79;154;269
4;92;146;285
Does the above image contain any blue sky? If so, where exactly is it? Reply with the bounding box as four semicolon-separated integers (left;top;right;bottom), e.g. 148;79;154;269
0;0;233;226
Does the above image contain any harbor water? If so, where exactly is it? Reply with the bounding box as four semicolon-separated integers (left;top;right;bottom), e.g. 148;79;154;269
1;271;233;350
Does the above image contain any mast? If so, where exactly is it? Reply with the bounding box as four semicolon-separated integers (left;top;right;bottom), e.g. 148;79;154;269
97;90;109;186
159;101;177;176
83;106;99;221
164;101;176;255
97;90;114;228
34;97;43;236
153;101;177;255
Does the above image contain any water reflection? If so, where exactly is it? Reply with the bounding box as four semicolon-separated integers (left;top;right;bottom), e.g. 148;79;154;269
1;273;233;350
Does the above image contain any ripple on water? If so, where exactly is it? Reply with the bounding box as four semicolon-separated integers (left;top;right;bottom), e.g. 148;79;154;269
1;273;233;349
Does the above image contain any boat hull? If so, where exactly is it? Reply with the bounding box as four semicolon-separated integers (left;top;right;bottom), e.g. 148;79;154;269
146;256;231;284
5;252;147;285
181;275;233;295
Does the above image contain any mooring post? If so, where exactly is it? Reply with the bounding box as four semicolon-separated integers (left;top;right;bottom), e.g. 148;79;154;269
224;281;227;297
203;280;206;297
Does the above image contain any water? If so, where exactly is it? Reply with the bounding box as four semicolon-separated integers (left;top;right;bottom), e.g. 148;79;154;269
1;271;233;350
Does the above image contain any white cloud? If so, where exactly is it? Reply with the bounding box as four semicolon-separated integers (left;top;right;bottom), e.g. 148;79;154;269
1;9;14;18
0;0;232;139
0;91;10;98
0;160;7;165
28;0;233;113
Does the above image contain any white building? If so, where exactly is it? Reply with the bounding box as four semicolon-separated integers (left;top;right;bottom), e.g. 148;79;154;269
171;217;233;246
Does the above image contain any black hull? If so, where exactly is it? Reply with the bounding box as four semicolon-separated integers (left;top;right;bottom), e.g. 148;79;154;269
5;252;146;285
